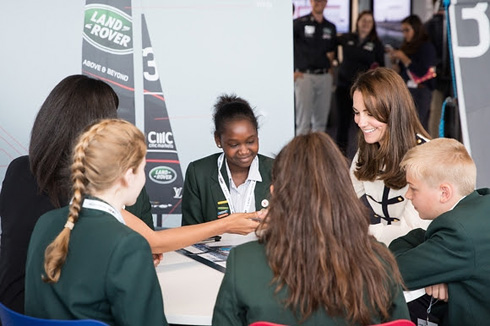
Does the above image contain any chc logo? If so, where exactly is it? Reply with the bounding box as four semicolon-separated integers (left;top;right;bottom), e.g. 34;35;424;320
148;131;175;149
148;131;173;145
149;166;177;184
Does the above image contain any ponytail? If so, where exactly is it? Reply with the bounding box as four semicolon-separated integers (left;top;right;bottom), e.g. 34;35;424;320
42;121;109;283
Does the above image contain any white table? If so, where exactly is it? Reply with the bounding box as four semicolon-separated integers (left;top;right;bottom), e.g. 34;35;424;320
156;251;223;325
156;233;257;325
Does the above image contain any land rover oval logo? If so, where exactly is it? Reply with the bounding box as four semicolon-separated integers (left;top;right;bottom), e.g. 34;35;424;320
83;4;132;55
149;166;177;185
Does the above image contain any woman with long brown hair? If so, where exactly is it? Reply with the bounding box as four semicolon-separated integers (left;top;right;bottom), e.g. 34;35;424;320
335;10;385;156
213;132;409;325
350;67;431;245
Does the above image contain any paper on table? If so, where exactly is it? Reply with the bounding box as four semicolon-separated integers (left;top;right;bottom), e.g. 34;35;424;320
215;261;227;268
404;288;426;302
178;232;259;273
183;245;206;254
200;252;226;262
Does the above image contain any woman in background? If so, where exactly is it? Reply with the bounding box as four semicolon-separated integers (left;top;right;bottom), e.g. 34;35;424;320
335;10;384;156
25;119;166;325
213;132;409;326
350;67;431;245
182;94;273;226
389;15;436;130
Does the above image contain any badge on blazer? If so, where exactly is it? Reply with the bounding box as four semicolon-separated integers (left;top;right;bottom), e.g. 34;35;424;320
217;200;230;218
261;199;269;208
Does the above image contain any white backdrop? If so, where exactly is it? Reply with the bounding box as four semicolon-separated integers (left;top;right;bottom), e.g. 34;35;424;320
0;0;295;226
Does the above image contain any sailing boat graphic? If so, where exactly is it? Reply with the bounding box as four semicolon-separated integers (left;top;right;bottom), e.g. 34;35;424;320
141;14;184;223
81;0;183;227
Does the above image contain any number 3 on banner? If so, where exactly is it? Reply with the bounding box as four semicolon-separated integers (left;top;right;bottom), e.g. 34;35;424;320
143;47;159;81
453;2;490;58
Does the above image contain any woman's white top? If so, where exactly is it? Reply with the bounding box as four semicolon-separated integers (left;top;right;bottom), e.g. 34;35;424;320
350;151;431;246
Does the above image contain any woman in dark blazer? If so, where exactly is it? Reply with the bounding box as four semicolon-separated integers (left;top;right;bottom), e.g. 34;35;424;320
0;75;153;314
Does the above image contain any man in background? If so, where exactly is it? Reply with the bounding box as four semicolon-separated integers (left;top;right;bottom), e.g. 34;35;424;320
293;0;337;135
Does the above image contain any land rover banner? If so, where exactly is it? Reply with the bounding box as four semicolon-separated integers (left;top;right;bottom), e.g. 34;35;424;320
82;0;135;123
141;15;184;222
448;0;490;187
81;1;184;225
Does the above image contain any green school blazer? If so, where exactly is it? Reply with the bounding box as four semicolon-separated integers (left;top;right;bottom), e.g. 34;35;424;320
25;203;167;326
182;153;273;225
389;189;490;326
213;240;410;326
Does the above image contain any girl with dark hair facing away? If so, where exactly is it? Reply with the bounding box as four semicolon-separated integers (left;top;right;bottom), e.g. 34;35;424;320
212;132;409;325
388;15;436;130
182;94;273;226
24;119;167;325
350;67;431;245
0;75;153;314
335;10;384;156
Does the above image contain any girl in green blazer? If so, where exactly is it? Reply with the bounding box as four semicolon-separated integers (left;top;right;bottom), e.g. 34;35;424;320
213;132;410;326
25;119;167;326
182;94;273;226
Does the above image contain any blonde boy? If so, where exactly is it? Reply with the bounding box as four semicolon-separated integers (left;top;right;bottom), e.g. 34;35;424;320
389;138;490;326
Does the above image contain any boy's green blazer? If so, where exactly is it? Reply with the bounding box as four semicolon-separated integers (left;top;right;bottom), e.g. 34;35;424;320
390;189;490;326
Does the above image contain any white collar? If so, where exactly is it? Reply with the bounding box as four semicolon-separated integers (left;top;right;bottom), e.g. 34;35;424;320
450;194;467;211
82;198;126;225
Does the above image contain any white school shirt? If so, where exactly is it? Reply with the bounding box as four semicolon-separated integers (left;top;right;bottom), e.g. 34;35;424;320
225;156;262;213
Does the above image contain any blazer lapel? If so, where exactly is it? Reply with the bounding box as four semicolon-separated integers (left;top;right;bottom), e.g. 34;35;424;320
210;156;230;217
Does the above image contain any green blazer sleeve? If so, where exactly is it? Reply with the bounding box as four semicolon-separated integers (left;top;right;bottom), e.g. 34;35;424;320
106;232;167;326
212;248;245;326
389;228;426;252
125;186;154;230
389;218;474;290
182;160;206;225
254;155;274;211
389;283;411;321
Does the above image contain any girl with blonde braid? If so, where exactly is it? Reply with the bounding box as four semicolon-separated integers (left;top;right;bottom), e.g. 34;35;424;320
24;119;167;326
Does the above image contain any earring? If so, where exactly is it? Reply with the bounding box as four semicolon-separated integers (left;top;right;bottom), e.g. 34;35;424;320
217;144;222;148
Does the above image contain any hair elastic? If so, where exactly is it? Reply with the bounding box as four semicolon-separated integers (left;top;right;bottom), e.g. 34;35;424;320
64;221;75;230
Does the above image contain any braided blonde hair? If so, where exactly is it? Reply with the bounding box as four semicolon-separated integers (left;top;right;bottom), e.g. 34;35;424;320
43;119;146;283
